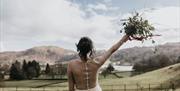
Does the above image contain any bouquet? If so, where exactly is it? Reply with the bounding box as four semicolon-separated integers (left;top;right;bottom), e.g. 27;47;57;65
120;12;159;43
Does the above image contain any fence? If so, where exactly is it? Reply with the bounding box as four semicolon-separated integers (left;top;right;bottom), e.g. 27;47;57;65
101;83;176;91
0;83;177;91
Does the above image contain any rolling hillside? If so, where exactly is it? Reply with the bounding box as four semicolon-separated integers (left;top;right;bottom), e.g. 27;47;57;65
0;42;179;66
0;46;75;65
110;42;180;65
100;63;180;89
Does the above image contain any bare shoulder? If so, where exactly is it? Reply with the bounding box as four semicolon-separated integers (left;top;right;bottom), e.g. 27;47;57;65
68;59;80;66
94;56;103;63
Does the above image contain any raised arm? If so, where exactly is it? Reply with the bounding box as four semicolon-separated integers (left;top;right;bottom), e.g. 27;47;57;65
67;63;75;91
96;35;129;66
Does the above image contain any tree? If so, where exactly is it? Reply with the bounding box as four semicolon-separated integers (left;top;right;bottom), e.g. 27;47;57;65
35;62;41;77
101;69;107;78
133;54;172;72
32;60;40;77
27;66;37;79
9;60;41;80
10;64;16;79
101;64;115;78
157;54;172;68
176;56;180;63
26;60;41;79
45;63;51;75
106;64;114;73
0;69;4;80
22;59;28;79
9;61;24;80
22;60;28;72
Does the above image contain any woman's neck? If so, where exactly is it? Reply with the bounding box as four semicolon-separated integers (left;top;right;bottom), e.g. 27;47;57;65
80;56;88;62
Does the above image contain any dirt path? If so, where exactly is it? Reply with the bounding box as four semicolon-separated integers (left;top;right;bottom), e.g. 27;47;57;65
33;80;66;88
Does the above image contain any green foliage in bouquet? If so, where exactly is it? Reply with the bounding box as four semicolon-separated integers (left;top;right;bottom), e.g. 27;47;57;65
121;12;156;42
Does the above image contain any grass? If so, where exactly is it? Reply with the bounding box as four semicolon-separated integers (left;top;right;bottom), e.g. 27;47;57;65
1;80;65;87
0;63;180;91
101;63;180;83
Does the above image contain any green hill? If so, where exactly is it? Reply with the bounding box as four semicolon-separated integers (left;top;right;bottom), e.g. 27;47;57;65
100;63;180;89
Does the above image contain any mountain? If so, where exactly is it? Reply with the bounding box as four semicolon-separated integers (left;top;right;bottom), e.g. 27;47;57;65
0;46;76;65
110;42;180;65
0;42;180;66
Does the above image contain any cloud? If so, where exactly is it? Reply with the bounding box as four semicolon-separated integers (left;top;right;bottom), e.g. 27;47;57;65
88;3;108;11
87;3;119;11
103;0;112;3
0;0;179;52
0;41;4;52
144;7;180;44
0;0;119;51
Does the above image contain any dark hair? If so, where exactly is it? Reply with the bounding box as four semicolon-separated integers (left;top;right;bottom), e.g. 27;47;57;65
76;37;94;61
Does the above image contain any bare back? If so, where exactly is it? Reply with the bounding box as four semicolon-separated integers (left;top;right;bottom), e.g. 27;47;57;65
68;59;100;90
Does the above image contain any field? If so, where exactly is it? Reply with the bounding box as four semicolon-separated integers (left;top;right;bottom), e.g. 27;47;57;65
0;63;180;91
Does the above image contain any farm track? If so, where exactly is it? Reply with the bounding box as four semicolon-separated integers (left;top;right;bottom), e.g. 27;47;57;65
33;80;67;88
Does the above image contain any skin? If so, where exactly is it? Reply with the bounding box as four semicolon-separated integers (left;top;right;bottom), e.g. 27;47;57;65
68;35;129;91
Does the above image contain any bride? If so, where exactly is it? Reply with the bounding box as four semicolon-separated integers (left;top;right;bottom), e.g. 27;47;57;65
67;35;129;91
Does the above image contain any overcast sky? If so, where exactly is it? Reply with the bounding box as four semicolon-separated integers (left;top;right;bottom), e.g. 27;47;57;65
0;0;180;52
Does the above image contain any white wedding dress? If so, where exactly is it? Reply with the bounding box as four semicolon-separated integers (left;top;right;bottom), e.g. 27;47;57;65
75;77;102;91
76;83;102;91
